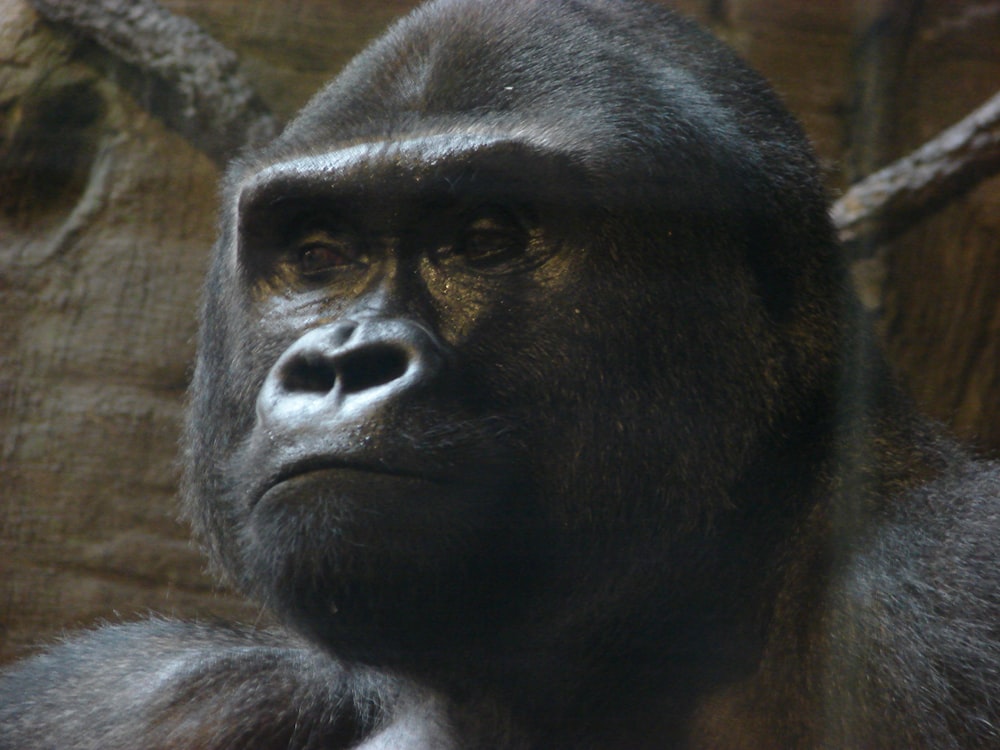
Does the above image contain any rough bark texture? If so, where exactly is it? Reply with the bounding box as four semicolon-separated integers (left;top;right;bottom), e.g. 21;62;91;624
832;90;1000;254
27;0;278;163
0;0;260;661
1;0;998;663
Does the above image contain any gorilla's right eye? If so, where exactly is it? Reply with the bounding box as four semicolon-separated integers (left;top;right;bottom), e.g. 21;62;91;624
294;232;365;277
442;207;533;273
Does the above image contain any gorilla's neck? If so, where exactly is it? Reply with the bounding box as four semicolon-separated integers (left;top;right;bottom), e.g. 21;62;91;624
687;363;966;748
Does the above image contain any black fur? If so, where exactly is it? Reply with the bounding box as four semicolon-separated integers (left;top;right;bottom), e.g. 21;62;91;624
3;1;999;747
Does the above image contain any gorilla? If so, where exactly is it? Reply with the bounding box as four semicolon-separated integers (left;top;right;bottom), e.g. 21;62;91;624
3;0;1000;747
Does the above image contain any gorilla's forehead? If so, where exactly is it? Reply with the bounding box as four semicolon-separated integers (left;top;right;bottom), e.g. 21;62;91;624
261;3;759;190
223;0;821;273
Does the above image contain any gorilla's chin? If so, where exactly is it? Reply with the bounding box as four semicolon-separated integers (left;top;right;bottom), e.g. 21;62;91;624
240;465;538;655
246;467;508;570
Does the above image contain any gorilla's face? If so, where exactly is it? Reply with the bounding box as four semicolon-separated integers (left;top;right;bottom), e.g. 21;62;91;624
183;0;842;672
226;137;618;656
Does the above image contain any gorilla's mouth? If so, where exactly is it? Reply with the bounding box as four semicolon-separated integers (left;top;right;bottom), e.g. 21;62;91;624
254;458;450;509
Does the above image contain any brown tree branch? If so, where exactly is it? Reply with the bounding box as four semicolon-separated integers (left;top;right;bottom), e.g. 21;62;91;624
833;90;1000;256
27;0;278;165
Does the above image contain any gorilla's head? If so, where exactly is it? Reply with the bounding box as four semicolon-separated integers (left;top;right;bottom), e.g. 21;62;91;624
183;0;845;703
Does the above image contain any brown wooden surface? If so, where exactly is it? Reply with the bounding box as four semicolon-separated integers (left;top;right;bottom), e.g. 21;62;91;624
1;0;998;663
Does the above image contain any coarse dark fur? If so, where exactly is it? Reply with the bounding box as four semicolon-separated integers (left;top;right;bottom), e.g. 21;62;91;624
3;0;1000;748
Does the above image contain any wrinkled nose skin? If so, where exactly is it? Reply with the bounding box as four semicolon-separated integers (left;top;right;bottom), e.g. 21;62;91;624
256;318;446;433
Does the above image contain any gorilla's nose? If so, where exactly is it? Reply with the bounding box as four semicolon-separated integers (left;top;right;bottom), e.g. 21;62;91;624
257;318;444;427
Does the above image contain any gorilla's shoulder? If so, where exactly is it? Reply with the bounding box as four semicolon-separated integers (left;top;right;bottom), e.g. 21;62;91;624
830;456;1000;739
854;452;1000;614
0;620;398;749
895;456;1000;584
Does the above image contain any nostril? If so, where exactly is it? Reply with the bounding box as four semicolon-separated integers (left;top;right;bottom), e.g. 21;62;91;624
279;344;411;397
338;345;410;394
282;355;339;394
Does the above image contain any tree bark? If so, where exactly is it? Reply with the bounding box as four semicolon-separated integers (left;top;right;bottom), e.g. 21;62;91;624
27;0;278;163
832;89;1000;256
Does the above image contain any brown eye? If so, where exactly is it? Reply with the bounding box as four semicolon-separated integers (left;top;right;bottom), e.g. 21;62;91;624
453;210;529;270
295;232;363;277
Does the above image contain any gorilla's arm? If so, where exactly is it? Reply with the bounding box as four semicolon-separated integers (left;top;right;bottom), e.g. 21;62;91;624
0;619;416;750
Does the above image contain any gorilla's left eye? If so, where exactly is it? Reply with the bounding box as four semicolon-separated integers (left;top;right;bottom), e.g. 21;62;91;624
449;209;530;272
294;232;364;277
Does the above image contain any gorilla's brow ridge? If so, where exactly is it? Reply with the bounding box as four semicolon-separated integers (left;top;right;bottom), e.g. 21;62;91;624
238;131;591;211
